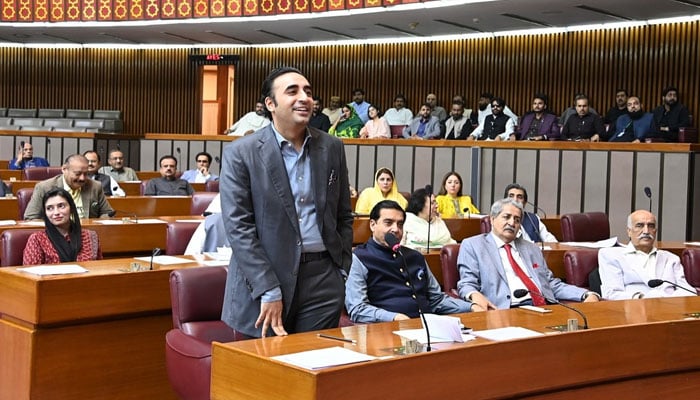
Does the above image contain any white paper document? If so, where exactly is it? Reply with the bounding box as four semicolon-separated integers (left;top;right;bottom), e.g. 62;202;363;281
0;220;17;226
560;237;618;249
19;221;45;226
17;264;89;276
133;255;193;265
175;219;202;223
471;326;544;341
685;242;700;247
394;314;473;344
199;259;230;267
271;346;376;370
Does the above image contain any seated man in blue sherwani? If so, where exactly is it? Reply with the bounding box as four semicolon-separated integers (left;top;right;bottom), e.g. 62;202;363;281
457;198;600;311
345;200;470;323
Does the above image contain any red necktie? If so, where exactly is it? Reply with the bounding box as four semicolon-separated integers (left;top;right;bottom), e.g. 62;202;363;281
504;243;546;306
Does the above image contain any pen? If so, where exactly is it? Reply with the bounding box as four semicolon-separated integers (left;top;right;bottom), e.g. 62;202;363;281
317;333;357;344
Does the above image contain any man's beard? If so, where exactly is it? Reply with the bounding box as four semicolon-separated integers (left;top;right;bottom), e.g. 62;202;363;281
629;110;645;120
478;103;488;111
452;114;462;121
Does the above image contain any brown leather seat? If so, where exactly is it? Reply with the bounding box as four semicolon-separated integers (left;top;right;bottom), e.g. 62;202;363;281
165;222;199;255
560;212;610;242
190;192;217;215
205;180;219;192
440;243;461;298
165;267;243;400
0;229;41;267
16;187;34;220
563;249;600;292
23;167;62;181
680;248;700;293
480;215;491;233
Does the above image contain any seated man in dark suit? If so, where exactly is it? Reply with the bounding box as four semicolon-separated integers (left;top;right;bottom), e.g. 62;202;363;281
144;155;194;196
651;86;691;142
345;200;470;323
517;93;560;141
457;198;599;311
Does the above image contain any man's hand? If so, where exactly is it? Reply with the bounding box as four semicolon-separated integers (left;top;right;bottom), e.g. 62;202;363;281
583;293;601;303
198;166;210;176
468;292;497;312
591;134;600;142
15;146;23;166
393;313;410;321
255;300;288;337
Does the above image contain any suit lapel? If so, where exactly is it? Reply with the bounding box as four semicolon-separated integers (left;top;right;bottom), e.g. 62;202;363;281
258;127;301;236
308;131;327;230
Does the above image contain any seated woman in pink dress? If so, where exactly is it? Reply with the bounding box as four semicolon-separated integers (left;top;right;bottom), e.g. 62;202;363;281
359;105;391;139
23;188;102;265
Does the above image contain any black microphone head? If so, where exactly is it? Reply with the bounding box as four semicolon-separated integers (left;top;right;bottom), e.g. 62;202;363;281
152;248;162;257
176;147;181;154
644;187;652;198
214;156;221;163
384;233;400;247
425;184;433;195
20;141;25;148
513;289;529;298
108;210;116;217
648;279;663;288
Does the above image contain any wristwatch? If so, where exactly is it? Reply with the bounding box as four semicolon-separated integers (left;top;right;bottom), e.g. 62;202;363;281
581;291;600;301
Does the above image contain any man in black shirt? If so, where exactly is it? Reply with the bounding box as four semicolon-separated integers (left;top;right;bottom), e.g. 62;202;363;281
604;89;629;126
560;94;605;141
652;86;691;142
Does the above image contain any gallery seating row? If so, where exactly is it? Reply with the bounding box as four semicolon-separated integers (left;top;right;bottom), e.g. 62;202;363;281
0;108;123;133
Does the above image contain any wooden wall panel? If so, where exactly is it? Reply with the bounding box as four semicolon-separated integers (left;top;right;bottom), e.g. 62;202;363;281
0;22;698;136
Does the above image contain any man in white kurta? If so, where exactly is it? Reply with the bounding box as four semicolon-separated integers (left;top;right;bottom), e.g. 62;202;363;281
598;209;696;299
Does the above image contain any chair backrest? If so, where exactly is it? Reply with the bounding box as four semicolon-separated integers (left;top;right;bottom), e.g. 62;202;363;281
16;187;34;220
43;118;73;128
37;109;65;118
165;222;199;255
352;218;371;246
439;243;461;298
389;125;404;138
0;229;40;267
139;180;149;195
13;117;43;127
205;180;219;192
65;109;92;119
560;212;610;242
7;108;37;118
680;248;700;293
480;216;491;233
190;192;217;215
563;249;600;291
92;110;122;120
23;167;62;181
74;119;104;129
169;267;238;342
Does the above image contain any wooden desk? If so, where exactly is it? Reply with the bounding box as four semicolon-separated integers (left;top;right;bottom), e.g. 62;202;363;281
0;169;22;180
118;181;206;196
108;196;193;216
0;197;19;220
212;297;700;399
0;216;203;265
8;179;37;194
0;257;214;399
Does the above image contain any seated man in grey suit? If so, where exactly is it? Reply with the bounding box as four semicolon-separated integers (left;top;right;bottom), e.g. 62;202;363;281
457;198;600;311
345;200;470;323
403;103;441;139
24;154;114;220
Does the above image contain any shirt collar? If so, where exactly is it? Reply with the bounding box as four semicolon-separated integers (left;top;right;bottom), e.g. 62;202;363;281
623;241;657;255
272;124;311;151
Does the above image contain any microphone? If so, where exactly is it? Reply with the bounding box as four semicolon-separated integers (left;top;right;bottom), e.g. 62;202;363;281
424;185;433;253
176;147;182;166
107;209;138;223
647;279;698;296
525;200;547;218
385;233;431;352
462;207;471;219
214;156;221;165
45;138;51;164
513;289;590;329
644;186;652;212
150;247;162;271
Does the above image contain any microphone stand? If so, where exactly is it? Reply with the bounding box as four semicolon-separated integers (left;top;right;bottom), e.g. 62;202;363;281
386;233;431;352
648;279;698;296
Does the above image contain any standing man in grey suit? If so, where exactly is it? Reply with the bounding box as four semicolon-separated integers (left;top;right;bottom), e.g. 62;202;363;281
457;198;599;311
220;67;353;338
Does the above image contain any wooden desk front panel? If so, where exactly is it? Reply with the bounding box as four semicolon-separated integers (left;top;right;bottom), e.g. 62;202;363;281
0;169;22;180
119;181;206;196
108;196;192;216
212;298;700;400
0;198;19;220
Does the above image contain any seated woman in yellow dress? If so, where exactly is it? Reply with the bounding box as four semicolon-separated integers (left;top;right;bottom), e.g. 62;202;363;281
23;188;102;265
401;188;456;249
435;171;480;218
354;167;408;214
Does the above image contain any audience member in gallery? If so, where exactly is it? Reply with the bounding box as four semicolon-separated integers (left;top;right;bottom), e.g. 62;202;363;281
435;171;479;218
359;105;391;139
328;104;363;138
354;167;408;214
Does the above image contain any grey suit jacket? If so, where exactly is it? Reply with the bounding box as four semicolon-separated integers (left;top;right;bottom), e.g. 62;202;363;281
24;175;114;220
457;233;586;309
220;125;353;337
